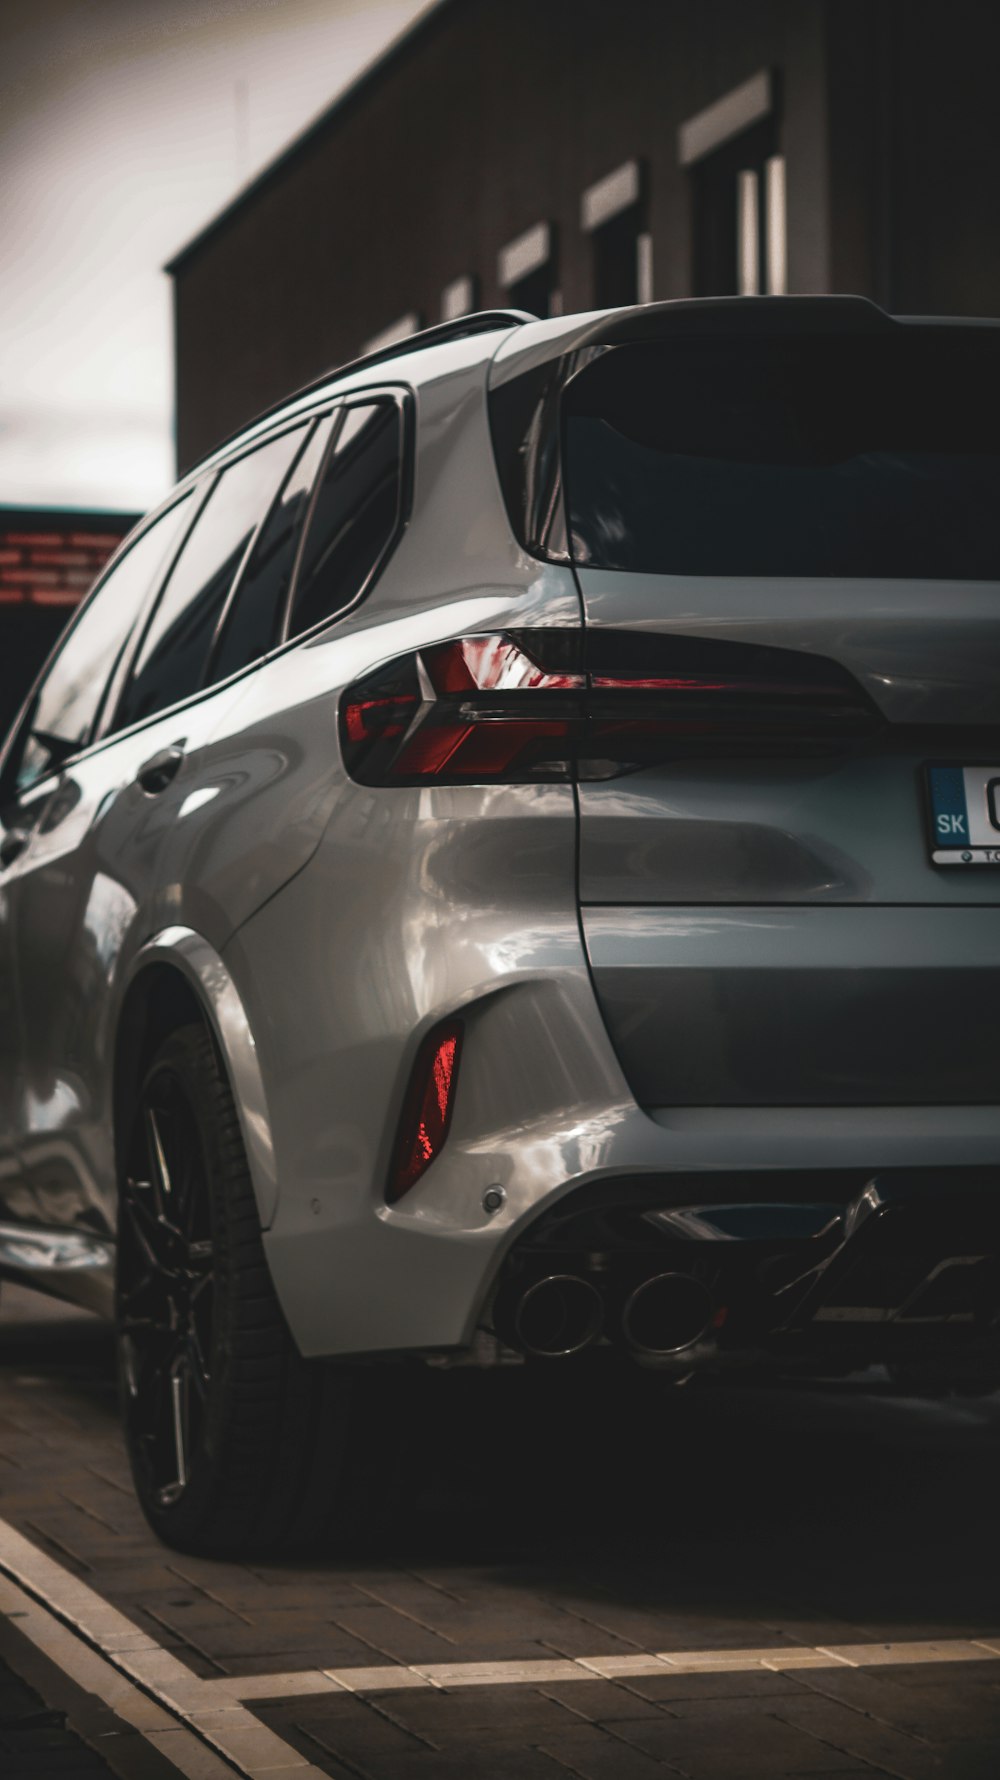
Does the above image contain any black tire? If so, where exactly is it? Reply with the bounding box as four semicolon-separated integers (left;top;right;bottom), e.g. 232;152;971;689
116;1021;354;1555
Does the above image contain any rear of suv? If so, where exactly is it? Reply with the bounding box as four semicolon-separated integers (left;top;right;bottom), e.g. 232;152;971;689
0;297;997;1554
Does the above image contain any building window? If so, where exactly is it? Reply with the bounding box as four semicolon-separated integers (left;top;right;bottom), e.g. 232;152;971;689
361;311;421;355
498;221;559;317
679;70;786;297
581;159;652;307
636;232;654;305
441;275;478;321
763;154;787;296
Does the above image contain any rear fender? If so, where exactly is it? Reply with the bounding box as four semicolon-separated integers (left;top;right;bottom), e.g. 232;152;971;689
121;928;278;1228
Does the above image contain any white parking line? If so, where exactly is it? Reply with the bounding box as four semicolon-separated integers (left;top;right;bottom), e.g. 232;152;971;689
3;1511;1000;1778
220;1637;1000;1695
0;1516;327;1778
0;1572;235;1780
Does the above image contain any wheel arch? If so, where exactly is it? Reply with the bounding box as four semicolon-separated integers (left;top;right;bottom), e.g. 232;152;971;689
114;928;278;1228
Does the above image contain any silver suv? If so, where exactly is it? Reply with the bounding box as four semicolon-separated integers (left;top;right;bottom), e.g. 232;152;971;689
1;298;998;1552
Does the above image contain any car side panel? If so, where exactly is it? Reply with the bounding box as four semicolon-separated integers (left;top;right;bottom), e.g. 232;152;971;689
10;683;252;1239
6;349;582;1258
224;766;610;1356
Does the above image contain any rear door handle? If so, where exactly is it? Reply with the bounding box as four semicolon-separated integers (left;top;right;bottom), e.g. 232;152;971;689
135;747;185;795
0;830;28;869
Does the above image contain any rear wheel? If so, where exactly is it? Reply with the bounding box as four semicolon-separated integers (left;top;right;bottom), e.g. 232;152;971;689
116;1021;353;1554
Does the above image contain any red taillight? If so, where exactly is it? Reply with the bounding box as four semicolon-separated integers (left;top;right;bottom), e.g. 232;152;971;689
423;633;583;694
340;630;880;786
343;692;415;744
387;1021;464;1203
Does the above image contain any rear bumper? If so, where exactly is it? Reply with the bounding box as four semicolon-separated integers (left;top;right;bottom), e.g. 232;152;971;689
488;1165;1000;1374
239;806;1000;1361
262;1091;1000;1360
583;904;1000;1106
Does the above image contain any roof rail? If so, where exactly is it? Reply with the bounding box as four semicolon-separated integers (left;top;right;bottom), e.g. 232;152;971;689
346;309;538;377
199;309;537;472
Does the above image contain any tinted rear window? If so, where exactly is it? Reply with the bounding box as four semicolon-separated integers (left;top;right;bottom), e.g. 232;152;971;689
288;401;403;639
114;428;303;730
564;332;1000;579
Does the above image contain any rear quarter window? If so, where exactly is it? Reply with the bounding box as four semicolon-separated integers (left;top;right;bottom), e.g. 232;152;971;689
287;399;404;638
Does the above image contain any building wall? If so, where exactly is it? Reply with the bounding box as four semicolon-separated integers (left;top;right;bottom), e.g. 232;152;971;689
825;0;1000;311
170;0;1000;471
171;0;828;468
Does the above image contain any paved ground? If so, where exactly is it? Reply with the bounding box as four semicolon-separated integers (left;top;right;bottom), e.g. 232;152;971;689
2;1281;1000;1778
0;1644;118;1778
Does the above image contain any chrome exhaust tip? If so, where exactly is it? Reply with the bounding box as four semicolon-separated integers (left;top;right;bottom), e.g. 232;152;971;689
622;1272;714;1356
512;1274;604;1357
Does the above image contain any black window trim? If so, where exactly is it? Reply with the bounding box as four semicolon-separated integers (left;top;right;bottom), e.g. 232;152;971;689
278;404;348;642
199;414;325;691
102;411;327;742
91;479;213;747
2;382;413;785
279;387;412;647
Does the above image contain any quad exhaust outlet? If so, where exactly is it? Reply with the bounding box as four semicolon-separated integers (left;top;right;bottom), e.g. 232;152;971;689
506;1274;605;1357
497;1270;715;1359
621;1272;714;1356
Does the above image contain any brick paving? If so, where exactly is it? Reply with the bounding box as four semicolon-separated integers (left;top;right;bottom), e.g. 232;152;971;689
2;1281;1000;1777
0;1645;117;1778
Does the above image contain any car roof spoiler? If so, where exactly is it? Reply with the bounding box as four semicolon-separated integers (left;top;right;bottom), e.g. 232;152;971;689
488;294;900;388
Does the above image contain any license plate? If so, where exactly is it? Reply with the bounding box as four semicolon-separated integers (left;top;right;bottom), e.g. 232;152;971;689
926;764;1000;866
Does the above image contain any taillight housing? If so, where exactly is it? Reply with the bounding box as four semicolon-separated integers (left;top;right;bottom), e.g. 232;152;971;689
387;1020;464;1202
340;629;881;786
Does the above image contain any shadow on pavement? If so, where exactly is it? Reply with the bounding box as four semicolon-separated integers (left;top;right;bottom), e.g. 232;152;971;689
2;1281;999;1641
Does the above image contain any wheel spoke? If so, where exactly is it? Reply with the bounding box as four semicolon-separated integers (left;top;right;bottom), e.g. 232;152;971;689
125;1332;175;1434
168;1362;190;1497
185;1327;209;1399
120;1178;166;1267
118;1262;157;1312
146;1105;174;1214
119;1061;216;1510
177;1142;201;1241
119;1306;173;1345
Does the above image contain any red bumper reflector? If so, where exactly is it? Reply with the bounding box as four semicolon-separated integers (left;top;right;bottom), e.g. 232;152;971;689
387;1021;464;1202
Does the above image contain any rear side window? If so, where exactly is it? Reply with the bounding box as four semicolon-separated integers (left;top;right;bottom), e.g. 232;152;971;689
563;331;1000;579
288;401;403;639
208;419;333;684
5;495;194;796
114;427;304;730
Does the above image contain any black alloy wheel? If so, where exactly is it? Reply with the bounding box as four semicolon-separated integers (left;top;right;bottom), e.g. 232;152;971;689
118;1058;214;1509
116;1021;355;1554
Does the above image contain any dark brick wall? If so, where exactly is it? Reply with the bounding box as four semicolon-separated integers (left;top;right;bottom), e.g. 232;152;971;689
169;0;1000;471
0;510;137;741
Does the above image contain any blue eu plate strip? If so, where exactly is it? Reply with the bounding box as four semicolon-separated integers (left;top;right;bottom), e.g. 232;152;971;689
928;765;970;847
